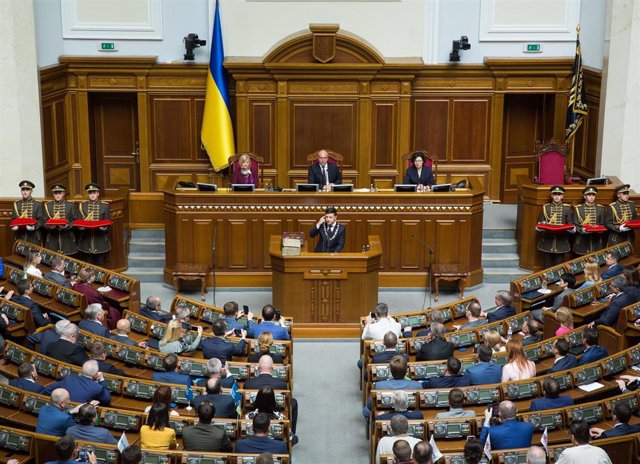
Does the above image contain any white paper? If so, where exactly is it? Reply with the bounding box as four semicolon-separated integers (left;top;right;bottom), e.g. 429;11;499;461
429;435;443;462
578;382;605;392
539;289;553;294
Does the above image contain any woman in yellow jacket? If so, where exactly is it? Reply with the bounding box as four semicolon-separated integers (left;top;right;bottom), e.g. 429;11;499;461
140;403;177;450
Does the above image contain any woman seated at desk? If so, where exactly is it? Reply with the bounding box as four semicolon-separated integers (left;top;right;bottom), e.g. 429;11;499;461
231;153;259;188
403;152;435;192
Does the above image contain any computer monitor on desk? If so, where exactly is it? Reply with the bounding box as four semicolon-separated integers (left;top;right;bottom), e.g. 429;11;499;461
394;184;417;192
332;184;353;192
196;183;217;191
431;183;453;192
297;184;319;192
231;184;254;192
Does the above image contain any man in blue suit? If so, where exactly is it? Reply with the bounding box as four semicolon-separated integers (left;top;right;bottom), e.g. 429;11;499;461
307;149;342;191
422;357;471;389
200;319;247;362
43;257;72;289
192;377;238;418
578;328;608;366
36;388;83;436
11;278;50;328
9;362;45;394
110;319;141;347
547;338;578;373
151;353;192;385
479;401;533;450
78;303;111;338
483;291;516;323
601;250;624;279
140;295;172;323
27;319;69;354
590;403;640;439
234;413;287;454
372;332;408;365
221;301;256;333
530;378;574;412
463;344;502;385
592;277;635;328
249;305;290;340
43;360;111;404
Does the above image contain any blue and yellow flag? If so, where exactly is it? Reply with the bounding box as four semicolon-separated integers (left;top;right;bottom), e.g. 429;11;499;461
201;0;235;171
565;31;588;141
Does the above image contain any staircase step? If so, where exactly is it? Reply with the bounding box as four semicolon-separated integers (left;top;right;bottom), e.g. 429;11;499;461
128;254;166;268
129;240;165;254
483;267;529;284
483;229;515;239
126;267;164;283
482;253;520;268
482;238;517;254
131;229;165;239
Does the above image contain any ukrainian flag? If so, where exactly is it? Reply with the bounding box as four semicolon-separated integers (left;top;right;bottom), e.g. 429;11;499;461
201;0;235;171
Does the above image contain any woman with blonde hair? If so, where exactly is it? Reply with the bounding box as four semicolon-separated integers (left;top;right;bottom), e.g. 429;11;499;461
555;307;574;336
501;340;536;382
578;261;602;289
159;319;203;354
484;330;505;353
231;153;259;187
24;250;43;278
248;331;284;363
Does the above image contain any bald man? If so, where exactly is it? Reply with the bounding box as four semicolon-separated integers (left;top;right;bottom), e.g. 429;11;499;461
43;360;111;404
111;319;145;347
36;388;85;436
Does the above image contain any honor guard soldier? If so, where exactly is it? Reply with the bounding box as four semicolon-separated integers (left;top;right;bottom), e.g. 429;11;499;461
536;185;574;267
10;180;44;245
573;186;606;255
77;183;111;266
44;184;78;255
606;184;637;246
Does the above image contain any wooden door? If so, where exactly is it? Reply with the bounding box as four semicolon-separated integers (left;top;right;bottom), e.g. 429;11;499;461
90;93;140;194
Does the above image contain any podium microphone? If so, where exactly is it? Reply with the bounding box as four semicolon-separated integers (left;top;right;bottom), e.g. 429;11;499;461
411;234;434;310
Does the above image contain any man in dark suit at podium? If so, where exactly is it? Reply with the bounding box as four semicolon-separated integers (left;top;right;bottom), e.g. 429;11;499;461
307;149;342;191
310;206;345;253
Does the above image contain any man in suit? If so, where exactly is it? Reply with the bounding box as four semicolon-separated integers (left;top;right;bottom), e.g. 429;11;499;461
182;401;233;451
45;323;89;366
12;278;50;328
27;319;69;354
110;319;142;347
78;303;111;338
249;305;290;340
309;206;345;253
591;277;635;328
416;322;454;361
529;377;574;412
547;338;578;373
194;358;236;389
151;353;191;386
43;257;72;288
591;403;640;439
578;328;608;366
456;302;487;330
376;390;423;420
435;388;476;419
372;331;408;364
234;413;287;454
534;273;577;322
536;185;574;267
192;378;238;418
11;180;44;246
573;186;606;255
66;403;117;444
76;183;111;266
221;301;256;333
90;341;124;376
9;362;45;393
140;295;172;323
35;388;81;436
601;250;624;279
422;356;471;389
479;401;533;450
605;183;637;246
200;319;247;362
245;355;299;441
44;184;78;256
307;149;342;191
520;319;543;346
464;344;502;385
483;290;516;323
43;360;111;404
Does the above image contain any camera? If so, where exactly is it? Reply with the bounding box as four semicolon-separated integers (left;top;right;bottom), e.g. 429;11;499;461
77;449;90;461
450;35;471;62
233;328;243;337
274;308;282;321
242;305;249;315
183;33;207;61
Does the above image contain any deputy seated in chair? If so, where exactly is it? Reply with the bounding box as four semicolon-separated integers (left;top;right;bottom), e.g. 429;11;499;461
520;319;542;346
43;359;111;405
479;400;533;451
45;435;97;464
421;356;471;389
375;415;421;464
529;377;574;412
66;403;117;445
547;338;578;374
376;390;423;420
403;151;435;192
9;361;45;394
151;353;192;386
435;388;475;419
454;301;487;330
416;322;454;361
392;440;414;464
234;412;288;454
307;149;342;191
577;327;608;365
590;403;640;439
79;303;111;338
183;400;233;452
200;319;247;362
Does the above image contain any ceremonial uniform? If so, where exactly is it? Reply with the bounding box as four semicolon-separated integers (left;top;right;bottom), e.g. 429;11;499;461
537;186;574;267
11;180;44;245
77;183;111;265
573;186;606;255
44;184;78;255
606;184;637;246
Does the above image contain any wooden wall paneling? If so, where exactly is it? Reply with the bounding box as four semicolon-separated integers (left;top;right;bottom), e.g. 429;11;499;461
397;81;413;174
227;220;248;268
128;192;164;228
151;97;193;162
450;98;490;162
488;93;505;201
434;220;459;266
41;103;56;170
262;219;283;268
193;98;209;163
400;220;421;269
136;79;151;192
371;101;396;168
412;98;449;161
193;219;214;268
366;220;387;268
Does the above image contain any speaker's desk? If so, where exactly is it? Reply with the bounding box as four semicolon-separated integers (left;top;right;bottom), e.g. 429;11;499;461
163;188;484;289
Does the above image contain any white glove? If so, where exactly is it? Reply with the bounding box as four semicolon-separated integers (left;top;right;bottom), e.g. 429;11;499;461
26;225;35;231
11;226;18;231
568;226;577;234
620;225;630;232
99;226;109;231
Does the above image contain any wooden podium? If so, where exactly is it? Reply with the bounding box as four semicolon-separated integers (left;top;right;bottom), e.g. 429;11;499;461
269;235;382;325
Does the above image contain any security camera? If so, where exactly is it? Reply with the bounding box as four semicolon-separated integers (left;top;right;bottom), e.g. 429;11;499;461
450;35;471;62
184;33;207;61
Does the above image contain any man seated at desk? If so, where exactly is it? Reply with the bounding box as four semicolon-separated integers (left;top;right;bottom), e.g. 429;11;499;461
307;149;342;191
309;206;345;253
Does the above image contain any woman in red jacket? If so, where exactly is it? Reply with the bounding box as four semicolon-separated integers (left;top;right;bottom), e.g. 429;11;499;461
74;267;119;329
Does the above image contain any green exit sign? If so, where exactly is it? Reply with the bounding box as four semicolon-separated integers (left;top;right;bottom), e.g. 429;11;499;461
524;43;542;53
98;42;118;52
